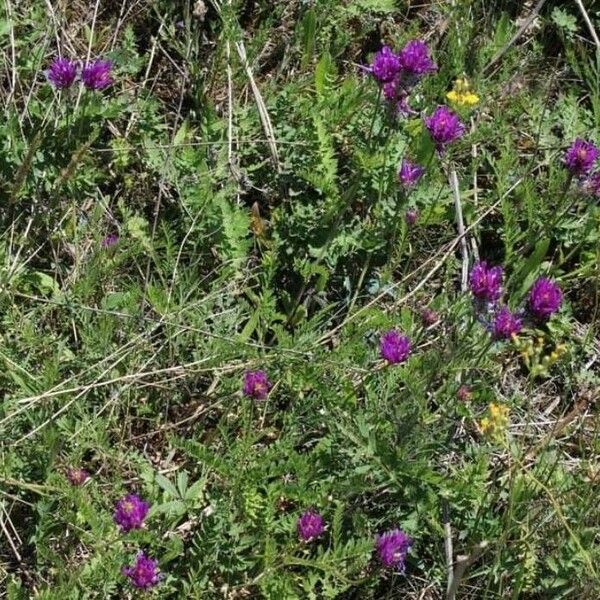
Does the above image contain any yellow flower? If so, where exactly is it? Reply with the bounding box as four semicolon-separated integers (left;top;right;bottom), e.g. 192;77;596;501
479;402;509;440
447;77;480;107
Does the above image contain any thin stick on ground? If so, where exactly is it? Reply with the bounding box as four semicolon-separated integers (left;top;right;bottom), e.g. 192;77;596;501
73;0;101;114
443;501;454;598
575;0;600;50
447;541;489;600
235;40;281;173
450;168;469;291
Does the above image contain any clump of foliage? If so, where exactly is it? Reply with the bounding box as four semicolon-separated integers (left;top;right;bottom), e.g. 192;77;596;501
1;1;600;599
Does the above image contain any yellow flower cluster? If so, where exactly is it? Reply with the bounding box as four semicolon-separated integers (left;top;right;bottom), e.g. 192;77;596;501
447;77;480;107
480;402;509;439
514;335;568;378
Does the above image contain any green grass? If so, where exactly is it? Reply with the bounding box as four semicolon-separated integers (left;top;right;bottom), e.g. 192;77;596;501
1;1;600;598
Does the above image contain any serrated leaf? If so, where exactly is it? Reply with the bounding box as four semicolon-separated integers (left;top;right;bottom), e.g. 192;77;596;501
155;473;179;498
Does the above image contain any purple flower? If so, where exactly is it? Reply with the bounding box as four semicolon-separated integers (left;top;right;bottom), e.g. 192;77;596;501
242;370;271;400
113;494;149;532
469;261;504;302
81;59;113;90
492;306;522;340
528;277;562;320
370;46;401;83
398;40;436;77
46;58;78;89
376;528;413;571
424;106;465;151
382;79;398;102
66;468;89;486
564;138;600;176
405;208;419;226
457;385;472;402
582;171;600;197
398;159;425;188
297;510;325;542
101;233;119;248
380;330;411;364
122;552;161;590
421;307;439;326
469;261;503;302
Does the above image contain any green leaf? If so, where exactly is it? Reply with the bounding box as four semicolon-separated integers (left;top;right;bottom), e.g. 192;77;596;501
184;478;206;502
300;9;316;68
315;52;335;98
155;473;180;499
551;8;578;35
510;238;550;301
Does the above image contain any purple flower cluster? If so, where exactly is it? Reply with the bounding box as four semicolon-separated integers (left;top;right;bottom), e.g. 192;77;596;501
468;260;563;339
369;40;436;115
457;385;472;402
66;467;90;486
380;330;411;364
371;46;401;83
113;493;149;532
376;528;413;571
122;552;161;589
294;511;415;575
113;494;160;589
421;307;439;326
46;58;78;89
528;277;562;320
492;306;522;340
469;261;503;303
398;159;424;188
564;138;599;177
404;208;419;226
243;370;272;400
564;138;600;197
424;105;465;151
46;57;113;91
297;510;325;542
82;60;113;90
583;171;600;197
398;40;437;78
101;233;119;248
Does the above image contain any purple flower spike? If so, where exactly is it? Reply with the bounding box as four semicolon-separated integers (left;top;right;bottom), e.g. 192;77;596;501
528;277;562;320
564;138;600;176
242;370;271;400
398;159;425;188
371;46;401;83
101;233;119;248
122;552;161;590
583;171;600;197
405;208;419;226
421;307;439;326
297;510;325;542
382;78;399;102
376;528;413;571
469;261;503;302
492;306;522;340
424;106;465;151
457;385;472;402
113;494;149;532
66;468;89;486
380;330;411;364
398;40;436;77
81;59;113;90
47;58;78;89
